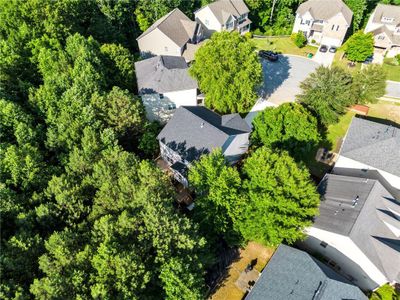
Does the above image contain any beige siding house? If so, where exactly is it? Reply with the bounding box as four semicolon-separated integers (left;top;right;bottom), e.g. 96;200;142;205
194;0;251;38
292;0;353;47
364;4;400;58
136;8;203;58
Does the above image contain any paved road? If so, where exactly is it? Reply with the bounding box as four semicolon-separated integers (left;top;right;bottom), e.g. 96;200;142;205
245;55;319;126
386;81;400;99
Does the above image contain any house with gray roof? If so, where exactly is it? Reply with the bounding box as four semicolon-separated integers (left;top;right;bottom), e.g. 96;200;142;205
292;0;353;47
135;55;200;123
136;8;203;59
334;116;400;190
364;3;400;58
194;0;251;38
246;244;367;300
157;106;251;186
299;174;400;291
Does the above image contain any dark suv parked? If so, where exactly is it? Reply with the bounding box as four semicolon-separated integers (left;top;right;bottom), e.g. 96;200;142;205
258;50;279;61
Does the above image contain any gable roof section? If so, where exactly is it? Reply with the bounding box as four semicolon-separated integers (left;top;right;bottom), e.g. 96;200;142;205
245;245;367;300
296;0;353;25
339;117;400;177
199;0;249;25
135;56;198;94
315;174;400;283
137;8;196;47
369;25;400;45
157;106;251;162
372;3;400;25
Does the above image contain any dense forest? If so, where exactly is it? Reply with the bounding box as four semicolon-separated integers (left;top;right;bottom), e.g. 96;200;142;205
0;0;397;299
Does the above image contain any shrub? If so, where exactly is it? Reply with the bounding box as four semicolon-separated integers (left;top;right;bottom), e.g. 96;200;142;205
253;28;264;36
395;54;400;65
291;31;307;48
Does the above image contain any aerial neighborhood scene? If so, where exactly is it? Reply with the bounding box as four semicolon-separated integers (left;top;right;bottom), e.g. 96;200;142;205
1;0;400;299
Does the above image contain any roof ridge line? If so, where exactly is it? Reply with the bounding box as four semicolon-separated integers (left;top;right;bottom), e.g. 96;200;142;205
349;180;378;236
183;107;230;136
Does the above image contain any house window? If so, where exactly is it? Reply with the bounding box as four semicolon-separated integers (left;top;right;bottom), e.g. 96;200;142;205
226;21;234;30
159;94;164;99
378;35;385;40
300;18;305;25
167;103;176;110
205;19;209;26
331;24;335;30
336;25;339;31
320;241;328;248
164;46;168;52
306;20;310;25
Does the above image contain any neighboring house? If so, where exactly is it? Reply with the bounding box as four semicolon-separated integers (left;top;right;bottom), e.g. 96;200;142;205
246;244;367;300
364;3;400;58
157;106;251;187
334;117;400;191
136;8;203;58
135;55;199;123
292;0;353;47
194;0;251;38
299;174;400;291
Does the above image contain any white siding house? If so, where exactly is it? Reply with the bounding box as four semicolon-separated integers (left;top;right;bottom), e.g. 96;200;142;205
135;56;199;123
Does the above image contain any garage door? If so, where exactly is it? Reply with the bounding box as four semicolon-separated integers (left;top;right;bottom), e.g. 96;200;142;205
321;36;342;47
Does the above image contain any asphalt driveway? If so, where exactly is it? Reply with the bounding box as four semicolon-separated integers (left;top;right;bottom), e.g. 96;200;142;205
246;55;319;126
259;55;319;105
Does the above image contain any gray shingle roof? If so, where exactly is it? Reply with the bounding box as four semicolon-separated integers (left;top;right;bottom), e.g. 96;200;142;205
372;3;400;25
136;8;196;47
134;56;198;94
157;106;251;162
198;0;249;24
245;245;367;300
315;174;400;283
296;0;353;25
339;117;400;177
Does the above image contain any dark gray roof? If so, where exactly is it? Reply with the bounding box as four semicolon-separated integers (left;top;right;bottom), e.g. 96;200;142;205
372;3;400;26
296;0;353;25
197;0;249;24
136;8;196;47
135;56;198;94
340;117;400;177
157;106;251;162
246;245;367;300
315;174;400;283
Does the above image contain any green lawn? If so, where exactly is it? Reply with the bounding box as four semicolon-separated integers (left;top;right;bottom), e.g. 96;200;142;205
325;111;356;152
332;49;362;72
252;37;318;57
382;57;400;82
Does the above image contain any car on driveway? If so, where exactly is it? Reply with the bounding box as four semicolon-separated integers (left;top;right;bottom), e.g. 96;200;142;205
319;45;328;53
258;50;279;62
364;56;373;64
329;46;337;53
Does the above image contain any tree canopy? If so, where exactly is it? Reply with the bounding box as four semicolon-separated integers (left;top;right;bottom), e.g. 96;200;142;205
351;64;387;104
344;31;374;62
251;103;320;160
297;66;354;126
190;31;262;113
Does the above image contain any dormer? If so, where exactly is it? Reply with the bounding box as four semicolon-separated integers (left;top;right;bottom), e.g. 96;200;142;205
381;16;395;23
395;24;400;35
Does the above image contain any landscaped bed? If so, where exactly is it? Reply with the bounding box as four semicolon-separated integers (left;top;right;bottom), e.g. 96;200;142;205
252;36;317;57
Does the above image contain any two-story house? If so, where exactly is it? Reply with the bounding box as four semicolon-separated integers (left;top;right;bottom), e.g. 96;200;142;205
292;0;353;47
136;8;203;58
157;106;251;187
194;0;251;38
135;56;199;123
364;4;400;58
299;173;400;291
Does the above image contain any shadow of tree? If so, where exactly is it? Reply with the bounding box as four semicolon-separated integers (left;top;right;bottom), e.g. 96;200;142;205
258;55;291;98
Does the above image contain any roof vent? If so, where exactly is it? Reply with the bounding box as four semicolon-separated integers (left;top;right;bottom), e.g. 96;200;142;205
200;122;204;128
352;195;359;207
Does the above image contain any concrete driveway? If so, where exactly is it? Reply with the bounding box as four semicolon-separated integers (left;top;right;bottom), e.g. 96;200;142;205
313;47;335;67
245;55;319;126
386;81;400;99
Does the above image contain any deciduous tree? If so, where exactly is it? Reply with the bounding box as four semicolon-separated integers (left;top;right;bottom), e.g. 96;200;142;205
344;31;374;62
190;31;262;113
351;64;387;104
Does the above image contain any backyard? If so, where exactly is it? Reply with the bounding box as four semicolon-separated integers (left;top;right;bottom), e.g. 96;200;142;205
210;242;275;300
252;36;318;57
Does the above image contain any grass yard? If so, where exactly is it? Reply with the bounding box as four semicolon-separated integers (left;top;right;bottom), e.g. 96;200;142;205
325;111;356;152
252;37;318;57
382;57;400;82
210;242;275;300
332;49;362;72
368;100;400;123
